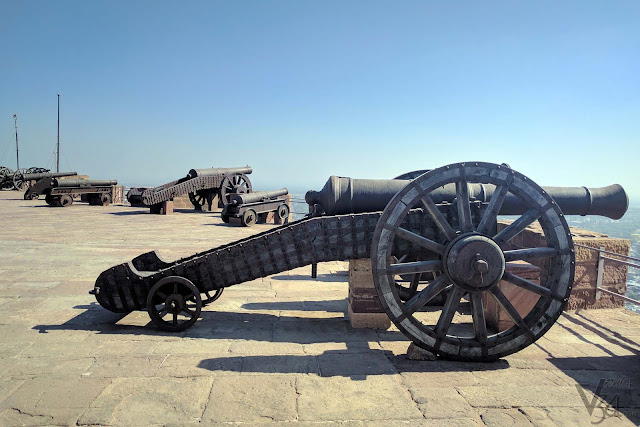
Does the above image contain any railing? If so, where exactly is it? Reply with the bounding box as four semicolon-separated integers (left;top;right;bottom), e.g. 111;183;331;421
574;242;640;306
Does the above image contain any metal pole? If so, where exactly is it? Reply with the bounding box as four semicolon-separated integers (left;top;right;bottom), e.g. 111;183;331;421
13;114;19;170
56;94;60;173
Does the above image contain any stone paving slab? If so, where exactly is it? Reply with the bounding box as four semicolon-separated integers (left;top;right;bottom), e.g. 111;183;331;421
0;192;639;425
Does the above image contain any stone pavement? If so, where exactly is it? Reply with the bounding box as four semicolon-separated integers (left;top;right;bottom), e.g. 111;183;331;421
0;191;638;426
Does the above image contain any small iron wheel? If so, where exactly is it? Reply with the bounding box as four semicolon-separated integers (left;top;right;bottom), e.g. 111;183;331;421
200;288;224;306
241;209;257;226
147;276;202;332
219;173;252;206
276;203;290;221
100;193;112;205
371;162;574;361
59;195;74;207
221;214;230;223
45;194;53;205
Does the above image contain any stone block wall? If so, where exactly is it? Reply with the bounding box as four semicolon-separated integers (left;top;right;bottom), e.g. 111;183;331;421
497;221;630;310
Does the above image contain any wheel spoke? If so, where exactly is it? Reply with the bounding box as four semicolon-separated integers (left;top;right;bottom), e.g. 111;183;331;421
408;272;420;298
173;283;178;294
456;178;473;233
172;311;178;325
400;275;450;319
476;182;510;235
419;193;457;241
489;287;534;340
435;286;465;338
388;260;442;275
470;292;488;345
493;208;541;247
156;291;168;300
182;307;196;317
394;227;445;254
502;272;564;301
504;247;559;262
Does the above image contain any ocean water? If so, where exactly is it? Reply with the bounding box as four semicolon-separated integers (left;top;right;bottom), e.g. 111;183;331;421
291;193;639;313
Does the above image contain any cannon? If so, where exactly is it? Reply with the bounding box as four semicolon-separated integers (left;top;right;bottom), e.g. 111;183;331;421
92;162;628;361
128;166;253;212
23;172;78;200
37;178;118;207
221;188;290;226
1;167;51;191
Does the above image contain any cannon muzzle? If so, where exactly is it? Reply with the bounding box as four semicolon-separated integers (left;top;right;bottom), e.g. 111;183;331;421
307;176;629;220
187;166;253;179
231;188;288;205
54;179;117;188
22;171;77;181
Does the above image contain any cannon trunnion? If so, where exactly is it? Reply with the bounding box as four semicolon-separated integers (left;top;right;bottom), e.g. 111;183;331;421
93;162;629;361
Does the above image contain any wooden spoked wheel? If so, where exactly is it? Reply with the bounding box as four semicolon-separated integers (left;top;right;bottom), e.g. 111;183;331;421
189;190;211;211
12;170;28;191
219;173;252;205
371;162;575;361
146;276;202;332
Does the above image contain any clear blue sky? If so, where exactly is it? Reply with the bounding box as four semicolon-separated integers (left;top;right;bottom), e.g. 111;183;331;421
1;1;639;198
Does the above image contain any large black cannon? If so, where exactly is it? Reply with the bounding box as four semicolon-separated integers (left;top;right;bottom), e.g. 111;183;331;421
39;178;118;207
126;166;253;212
23;172;78;200
92;162;629;361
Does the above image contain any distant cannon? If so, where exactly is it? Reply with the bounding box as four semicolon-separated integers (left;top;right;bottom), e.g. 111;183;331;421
23;172;78;200
126;166;253;213
2;166;51;190
222;188;290;226
32;178;119;207
93;162;628;362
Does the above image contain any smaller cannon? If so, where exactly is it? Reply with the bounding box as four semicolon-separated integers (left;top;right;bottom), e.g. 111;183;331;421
36;178;118;207
23;172;78;200
221;188;290;226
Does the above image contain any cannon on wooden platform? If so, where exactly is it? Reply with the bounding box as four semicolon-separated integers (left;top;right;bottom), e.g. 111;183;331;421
22;172;78;200
221;188;290;226
37;178;118;207
126;166;253;213
92;162;628;362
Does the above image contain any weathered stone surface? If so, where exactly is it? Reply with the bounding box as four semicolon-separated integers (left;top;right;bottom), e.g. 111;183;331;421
79;377;212;425
457;385;589;408
201;375;297;422
480;408;534;426
297;375;424;421
406;342;437;361
410;387;478;419
0;377;110;426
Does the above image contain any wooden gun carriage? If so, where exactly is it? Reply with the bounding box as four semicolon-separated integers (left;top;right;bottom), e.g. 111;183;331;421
93;162;628;361
126;166;253;212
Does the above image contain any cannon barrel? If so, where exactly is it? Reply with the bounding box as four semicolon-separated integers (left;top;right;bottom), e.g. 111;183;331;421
54;179;117;188
306;176;628;220
231;188;288;205
22;171;77;181
187;166;253;179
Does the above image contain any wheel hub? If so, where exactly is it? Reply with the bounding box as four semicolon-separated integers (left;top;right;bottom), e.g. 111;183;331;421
165;294;185;312
443;234;505;292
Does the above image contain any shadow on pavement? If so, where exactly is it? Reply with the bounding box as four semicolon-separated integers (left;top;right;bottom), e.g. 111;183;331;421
550;355;640;423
